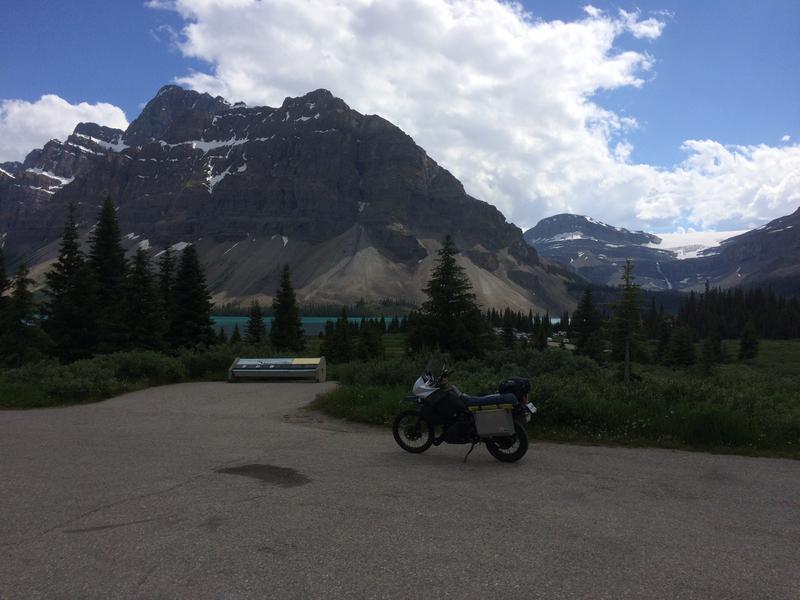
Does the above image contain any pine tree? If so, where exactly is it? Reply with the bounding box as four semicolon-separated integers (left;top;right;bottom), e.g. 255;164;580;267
157;246;176;339
611;260;641;383
560;310;571;335
656;316;672;362
270;264;305;352
534;322;548;351
168;245;214;348
43;204;97;361
357;321;384;360
501;308;515;346
88;197;128;352
320;319;336;359
329;307;354;363
388;315;400;334
644;297;660;339
0;248;12;349
408;235;487;358
0;265;51;367
699;336;718;375
216;327;228;344
738;319;759;360
124;249;162;350
246;300;267;345
572;286;603;360
0;247;9;318
665;326;695;367
229;323;242;344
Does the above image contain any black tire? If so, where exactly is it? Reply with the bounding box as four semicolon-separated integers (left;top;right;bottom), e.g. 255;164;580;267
392;410;434;454
485;421;529;463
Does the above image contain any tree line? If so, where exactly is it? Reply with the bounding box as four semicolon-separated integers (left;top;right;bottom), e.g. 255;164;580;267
316;311;408;363
394;235;798;380
563;265;789;378
0;198;305;367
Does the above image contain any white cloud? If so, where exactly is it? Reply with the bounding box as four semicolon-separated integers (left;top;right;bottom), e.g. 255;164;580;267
145;0;800;232
782;134;791;142
0;95;128;163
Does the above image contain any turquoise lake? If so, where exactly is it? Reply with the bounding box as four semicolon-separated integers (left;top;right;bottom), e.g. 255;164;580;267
212;316;369;337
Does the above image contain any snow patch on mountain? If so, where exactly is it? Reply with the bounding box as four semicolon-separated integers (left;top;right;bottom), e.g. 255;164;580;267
647;230;747;259
530;231;596;243
26;168;74;187
74;133;129;152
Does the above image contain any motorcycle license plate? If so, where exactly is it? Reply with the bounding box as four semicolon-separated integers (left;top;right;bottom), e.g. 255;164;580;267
526;402;537;414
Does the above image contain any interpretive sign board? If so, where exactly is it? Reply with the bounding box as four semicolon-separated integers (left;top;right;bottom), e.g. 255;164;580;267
228;357;326;382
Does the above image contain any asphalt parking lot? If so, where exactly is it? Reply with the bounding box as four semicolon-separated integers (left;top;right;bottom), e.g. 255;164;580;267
1;382;798;599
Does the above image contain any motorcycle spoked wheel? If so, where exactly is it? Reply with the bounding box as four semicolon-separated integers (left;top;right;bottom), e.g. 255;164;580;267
392;410;434;453
485;421;529;463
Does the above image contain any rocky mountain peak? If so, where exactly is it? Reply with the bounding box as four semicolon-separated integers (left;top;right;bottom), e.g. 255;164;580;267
279;88;350;117
73;122;125;143
123;85;231;146
526;213;661;246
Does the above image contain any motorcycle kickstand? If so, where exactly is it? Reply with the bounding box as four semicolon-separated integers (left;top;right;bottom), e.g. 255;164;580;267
463;442;478;463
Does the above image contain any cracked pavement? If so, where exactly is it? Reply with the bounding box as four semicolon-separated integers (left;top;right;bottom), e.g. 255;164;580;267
1;381;799;599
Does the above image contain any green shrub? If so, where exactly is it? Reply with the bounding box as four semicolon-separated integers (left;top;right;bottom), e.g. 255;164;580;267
42;360;126;404
0;381;50;409
178;346;236;379
1;347;237;408
311;385;406;426
331;358;420;387
106;351;187;385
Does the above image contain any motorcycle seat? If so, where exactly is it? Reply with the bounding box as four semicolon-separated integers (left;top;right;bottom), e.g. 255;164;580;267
461;392;518;407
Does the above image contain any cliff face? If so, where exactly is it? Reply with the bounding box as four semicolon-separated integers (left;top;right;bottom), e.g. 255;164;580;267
0;85;578;312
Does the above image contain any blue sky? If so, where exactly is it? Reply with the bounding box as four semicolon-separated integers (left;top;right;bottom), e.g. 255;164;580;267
1;1;798;231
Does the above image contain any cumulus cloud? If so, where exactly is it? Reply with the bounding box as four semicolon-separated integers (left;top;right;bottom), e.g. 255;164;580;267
782;134;791;142
147;0;799;232
0;95;128;163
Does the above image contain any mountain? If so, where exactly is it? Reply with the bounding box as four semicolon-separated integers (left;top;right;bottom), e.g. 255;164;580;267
524;211;800;293
524;214;676;290
0;85;579;312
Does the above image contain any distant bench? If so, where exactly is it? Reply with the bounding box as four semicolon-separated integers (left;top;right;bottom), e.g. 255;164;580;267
228;357;327;383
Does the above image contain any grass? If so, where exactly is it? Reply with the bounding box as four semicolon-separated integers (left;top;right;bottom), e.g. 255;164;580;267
312;340;800;459
382;334;407;359
310;385;407;426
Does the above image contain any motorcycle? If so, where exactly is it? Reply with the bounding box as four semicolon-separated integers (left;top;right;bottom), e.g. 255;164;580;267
392;365;537;463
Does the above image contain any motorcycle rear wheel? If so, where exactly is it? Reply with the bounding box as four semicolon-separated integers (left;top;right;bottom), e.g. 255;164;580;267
392;410;434;453
485;421;529;463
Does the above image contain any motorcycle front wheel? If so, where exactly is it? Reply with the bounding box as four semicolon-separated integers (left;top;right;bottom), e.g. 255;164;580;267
392;410;434;454
485;421;529;463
